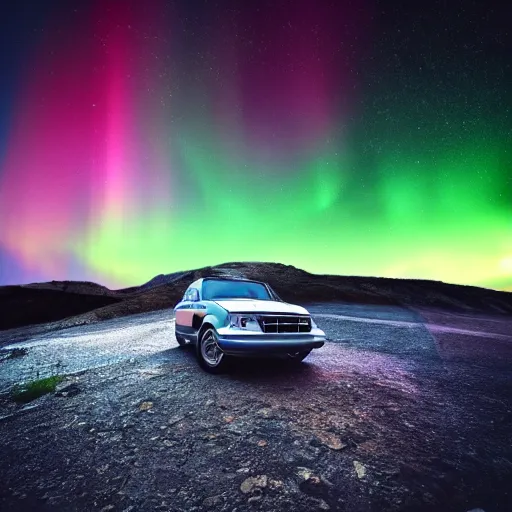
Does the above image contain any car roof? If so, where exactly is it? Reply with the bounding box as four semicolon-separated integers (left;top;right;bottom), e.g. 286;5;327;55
203;276;268;285
187;276;269;288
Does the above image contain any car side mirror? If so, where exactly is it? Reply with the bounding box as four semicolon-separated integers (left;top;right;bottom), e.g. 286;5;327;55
189;289;199;302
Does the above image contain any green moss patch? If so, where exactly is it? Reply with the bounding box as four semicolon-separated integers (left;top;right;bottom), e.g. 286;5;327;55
12;375;64;403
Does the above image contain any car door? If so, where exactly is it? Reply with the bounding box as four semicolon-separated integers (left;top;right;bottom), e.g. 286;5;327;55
175;289;193;336
175;288;205;341
188;288;208;341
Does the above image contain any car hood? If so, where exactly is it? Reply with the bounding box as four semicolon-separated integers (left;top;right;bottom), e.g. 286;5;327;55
213;299;308;315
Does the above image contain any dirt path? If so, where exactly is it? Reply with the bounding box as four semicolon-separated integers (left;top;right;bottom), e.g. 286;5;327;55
0;304;511;511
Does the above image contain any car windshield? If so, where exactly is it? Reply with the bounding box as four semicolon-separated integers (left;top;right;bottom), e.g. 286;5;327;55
202;279;272;301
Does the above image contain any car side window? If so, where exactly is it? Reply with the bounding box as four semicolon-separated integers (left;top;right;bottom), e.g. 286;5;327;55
183;288;199;302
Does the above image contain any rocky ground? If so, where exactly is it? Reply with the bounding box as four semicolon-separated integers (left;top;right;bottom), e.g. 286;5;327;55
0;304;511;511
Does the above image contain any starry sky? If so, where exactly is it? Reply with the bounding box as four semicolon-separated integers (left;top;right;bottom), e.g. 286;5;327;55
0;0;510;290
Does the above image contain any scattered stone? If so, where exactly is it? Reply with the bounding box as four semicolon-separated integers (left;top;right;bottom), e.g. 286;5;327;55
256;408;272;418
202;495;223;508
3;347;28;360
162;440;175;447
240;475;268;494
248;495;262;505
55;383;81;398
316;498;330;510
100;505;115;512
299;473;330;498
168;415;185;426
296;467;313;480
353;461;366;479
314;431;347;451
96;464;109;474
139;401;153;412
224;416;235;423
358;440;378;453
257;440;268;447
268;479;284;489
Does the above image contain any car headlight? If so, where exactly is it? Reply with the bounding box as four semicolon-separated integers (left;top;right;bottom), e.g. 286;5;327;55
228;314;261;331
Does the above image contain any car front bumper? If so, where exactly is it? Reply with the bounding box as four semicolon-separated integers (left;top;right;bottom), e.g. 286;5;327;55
216;327;326;356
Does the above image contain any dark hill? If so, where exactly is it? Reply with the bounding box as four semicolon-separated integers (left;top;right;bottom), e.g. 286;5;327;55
1;262;511;332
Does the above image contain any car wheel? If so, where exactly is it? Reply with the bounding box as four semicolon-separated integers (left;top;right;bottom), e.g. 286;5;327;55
287;349;312;363
176;333;187;347
197;327;229;373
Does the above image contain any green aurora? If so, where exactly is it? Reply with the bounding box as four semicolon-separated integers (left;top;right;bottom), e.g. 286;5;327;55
0;0;510;290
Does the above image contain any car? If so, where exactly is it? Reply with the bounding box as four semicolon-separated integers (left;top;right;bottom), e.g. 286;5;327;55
173;276;326;373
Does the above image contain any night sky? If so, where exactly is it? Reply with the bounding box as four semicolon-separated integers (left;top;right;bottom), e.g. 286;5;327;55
0;0;510;290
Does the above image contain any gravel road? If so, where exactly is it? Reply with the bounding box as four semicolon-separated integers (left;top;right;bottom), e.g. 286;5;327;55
0;303;511;511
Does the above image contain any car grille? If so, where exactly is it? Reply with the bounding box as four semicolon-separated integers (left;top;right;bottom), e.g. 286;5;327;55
258;315;311;334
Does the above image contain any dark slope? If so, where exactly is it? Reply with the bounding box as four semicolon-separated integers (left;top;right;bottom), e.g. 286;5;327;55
1;262;511;332
0;285;120;330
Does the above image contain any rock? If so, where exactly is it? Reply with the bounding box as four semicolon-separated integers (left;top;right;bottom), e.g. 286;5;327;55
296;467;313;480
268;479;284;489
55;383;81;397
248;495;262;505
256;408;273;418
139;401;153;412
299;473;330;499
316;498;330;510
257;440;268;447
358;440;378;453
202;495;223;508
168;415;185;426
314;431;347;451
240;475;268;494
224;416;235;423
353;461;366;479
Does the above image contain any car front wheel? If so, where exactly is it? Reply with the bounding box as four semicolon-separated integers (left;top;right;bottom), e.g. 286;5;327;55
197;327;230;373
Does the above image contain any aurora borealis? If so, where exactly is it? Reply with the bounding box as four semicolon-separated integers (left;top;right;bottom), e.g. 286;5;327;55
0;0;510;290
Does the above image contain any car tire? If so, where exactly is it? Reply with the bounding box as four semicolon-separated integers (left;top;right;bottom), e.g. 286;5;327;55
176;334;187;347
197;327;230;373
287;349;312;363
